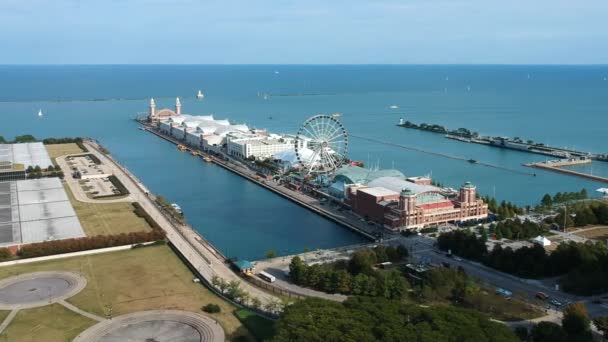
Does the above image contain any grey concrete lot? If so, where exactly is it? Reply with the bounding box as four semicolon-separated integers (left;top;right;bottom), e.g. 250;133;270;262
74;310;225;342
0;271;86;310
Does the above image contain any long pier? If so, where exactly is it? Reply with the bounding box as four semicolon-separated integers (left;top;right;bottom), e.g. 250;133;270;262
351;134;537;177
139;124;378;241
525;163;608;184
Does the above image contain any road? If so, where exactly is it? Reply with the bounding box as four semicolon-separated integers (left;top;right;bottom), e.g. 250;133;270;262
83;141;279;309
394;234;608;319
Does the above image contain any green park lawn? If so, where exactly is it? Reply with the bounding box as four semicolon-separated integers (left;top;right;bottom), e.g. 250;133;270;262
64;184;151;236
0;245;254;341
45;143;85;159
0;304;95;342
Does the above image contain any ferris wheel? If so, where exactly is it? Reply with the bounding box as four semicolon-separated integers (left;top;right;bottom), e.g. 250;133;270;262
295;115;348;174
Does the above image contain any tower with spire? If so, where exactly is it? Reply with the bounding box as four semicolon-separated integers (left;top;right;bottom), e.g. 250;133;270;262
176;97;181;115
149;98;156;121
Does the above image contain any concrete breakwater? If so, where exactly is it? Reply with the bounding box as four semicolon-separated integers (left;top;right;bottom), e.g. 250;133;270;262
397;121;608;162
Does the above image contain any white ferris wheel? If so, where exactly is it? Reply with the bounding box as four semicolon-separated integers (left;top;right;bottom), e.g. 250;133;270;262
295;115;348;174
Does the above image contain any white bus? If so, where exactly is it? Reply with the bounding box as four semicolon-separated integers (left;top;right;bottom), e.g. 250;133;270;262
258;271;276;283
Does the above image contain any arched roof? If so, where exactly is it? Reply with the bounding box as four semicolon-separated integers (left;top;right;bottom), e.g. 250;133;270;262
156;109;177;118
333;165;404;185
368;176;440;195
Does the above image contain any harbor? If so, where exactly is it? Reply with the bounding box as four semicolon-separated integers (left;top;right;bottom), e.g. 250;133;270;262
137;97;492;238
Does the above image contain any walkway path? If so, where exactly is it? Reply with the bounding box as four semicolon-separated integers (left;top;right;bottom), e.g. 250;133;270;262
0;310;19;335
83;141;279;307
59;300;106;322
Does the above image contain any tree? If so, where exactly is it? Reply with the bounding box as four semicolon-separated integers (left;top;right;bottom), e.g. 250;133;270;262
593;316;608;339
562;302;591;339
265;249;277;259
272;297;518;342
250;297;262;309
289;256;306;284
347;249;377;275
531;322;567;342
514;326;528;341
541;194;553;207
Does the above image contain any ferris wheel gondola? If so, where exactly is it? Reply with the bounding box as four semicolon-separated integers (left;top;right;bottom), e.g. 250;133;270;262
295;115;348;174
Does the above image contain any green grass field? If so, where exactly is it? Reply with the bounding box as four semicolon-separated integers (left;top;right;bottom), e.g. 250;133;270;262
0;304;95;342
64;184;151;236
0;245;253;341
45;143;85;159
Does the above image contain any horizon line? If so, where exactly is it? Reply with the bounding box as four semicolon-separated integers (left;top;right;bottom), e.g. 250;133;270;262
0;63;607;67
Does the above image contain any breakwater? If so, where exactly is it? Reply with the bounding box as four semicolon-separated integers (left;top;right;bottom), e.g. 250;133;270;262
397;121;608;162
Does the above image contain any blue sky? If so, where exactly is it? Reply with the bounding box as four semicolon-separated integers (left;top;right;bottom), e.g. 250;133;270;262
1;0;606;64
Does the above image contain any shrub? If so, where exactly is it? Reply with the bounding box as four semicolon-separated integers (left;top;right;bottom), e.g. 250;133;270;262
132;202;162;230
18;230;166;258
0;248;13;261
202;303;221;313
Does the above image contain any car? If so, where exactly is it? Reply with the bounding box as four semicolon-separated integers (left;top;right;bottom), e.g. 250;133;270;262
536;292;549;300
454;256;463;262
549;299;562;307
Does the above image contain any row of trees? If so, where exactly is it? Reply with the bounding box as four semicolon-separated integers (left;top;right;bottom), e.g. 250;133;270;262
548;202;608;229
481;195;524;218
288;246;409;298
0;135;37;144
271;297;518;342
18;230;166;258
540;189;588;207
437;230;608;294
488;218;549;240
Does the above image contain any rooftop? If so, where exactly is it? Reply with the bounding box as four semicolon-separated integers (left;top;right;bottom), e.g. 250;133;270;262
358;186;399;198
333;165;405;185
368;176;441;195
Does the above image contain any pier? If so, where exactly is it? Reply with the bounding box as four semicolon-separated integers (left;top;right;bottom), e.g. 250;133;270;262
397;121;608;162
524;161;608;184
139;122;379;241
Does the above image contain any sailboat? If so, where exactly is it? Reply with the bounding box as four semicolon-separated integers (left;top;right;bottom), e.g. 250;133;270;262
196;90;205;99
37;109;43;117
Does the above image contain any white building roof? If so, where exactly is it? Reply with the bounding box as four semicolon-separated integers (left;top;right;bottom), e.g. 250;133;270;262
0;142;52;169
368;176;440;195
358;187;399;197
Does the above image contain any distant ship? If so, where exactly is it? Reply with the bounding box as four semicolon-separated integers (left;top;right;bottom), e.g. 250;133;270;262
38;109;43;117
390;105;399;109
196;90;205;99
332;113;342;118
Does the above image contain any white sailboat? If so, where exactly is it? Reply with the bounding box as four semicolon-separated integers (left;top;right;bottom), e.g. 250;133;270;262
196;90;205;99
37;109;43;117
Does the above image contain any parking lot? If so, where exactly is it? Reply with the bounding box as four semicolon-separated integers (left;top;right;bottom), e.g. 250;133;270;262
65;155;118;198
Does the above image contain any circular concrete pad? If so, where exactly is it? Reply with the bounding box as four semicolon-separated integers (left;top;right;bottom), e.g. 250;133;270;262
0;271;86;310
73;310;225;342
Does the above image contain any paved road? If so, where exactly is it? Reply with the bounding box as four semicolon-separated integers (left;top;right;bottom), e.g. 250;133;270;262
84;142;279;308
394;234;608;319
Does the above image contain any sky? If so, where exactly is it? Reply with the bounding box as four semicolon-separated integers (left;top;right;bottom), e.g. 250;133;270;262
0;0;606;64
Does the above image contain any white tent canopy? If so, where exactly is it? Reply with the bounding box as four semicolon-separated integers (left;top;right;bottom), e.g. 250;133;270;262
532;235;551;247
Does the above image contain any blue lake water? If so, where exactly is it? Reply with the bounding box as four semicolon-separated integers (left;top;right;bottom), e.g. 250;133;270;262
1;65;607;259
